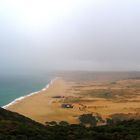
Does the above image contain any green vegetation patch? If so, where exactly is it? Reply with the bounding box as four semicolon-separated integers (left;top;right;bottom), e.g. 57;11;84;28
0;108;140;140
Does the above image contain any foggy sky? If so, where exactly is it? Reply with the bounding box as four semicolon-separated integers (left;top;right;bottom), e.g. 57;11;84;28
0;0;140;74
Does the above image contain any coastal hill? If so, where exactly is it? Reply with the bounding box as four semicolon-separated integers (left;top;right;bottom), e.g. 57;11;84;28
0;107;140;140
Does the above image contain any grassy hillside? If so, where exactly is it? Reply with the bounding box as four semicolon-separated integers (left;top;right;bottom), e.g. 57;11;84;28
0;108;140;140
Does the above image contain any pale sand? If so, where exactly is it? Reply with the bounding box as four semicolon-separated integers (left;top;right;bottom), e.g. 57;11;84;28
7;79;78;124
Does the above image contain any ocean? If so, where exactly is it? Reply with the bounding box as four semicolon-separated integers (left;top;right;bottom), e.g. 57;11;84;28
0;74;54;107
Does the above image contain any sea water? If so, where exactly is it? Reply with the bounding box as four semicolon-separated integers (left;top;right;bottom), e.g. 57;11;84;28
0;73;54;107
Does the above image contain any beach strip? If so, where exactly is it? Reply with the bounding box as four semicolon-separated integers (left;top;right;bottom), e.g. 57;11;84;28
6;78;71;124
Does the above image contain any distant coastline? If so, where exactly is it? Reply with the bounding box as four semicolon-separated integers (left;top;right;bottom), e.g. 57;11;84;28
5;72;140;124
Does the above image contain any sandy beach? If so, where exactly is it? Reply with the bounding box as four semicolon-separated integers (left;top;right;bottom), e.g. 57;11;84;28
7;78;140;124
7;79;75;124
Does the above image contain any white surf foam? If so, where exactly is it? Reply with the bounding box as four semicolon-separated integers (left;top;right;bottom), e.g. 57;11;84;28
2;78;58;109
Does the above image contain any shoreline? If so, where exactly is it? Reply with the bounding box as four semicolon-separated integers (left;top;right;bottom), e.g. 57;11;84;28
2;77;58;109
6;78;71;124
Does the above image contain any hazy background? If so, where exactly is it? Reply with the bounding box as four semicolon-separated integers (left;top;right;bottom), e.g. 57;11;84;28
0;0;140;75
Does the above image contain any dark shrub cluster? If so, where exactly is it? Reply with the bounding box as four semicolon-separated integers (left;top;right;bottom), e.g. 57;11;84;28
0;108;140;140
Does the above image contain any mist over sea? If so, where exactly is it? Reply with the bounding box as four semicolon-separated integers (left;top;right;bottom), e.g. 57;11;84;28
0;73;54;107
